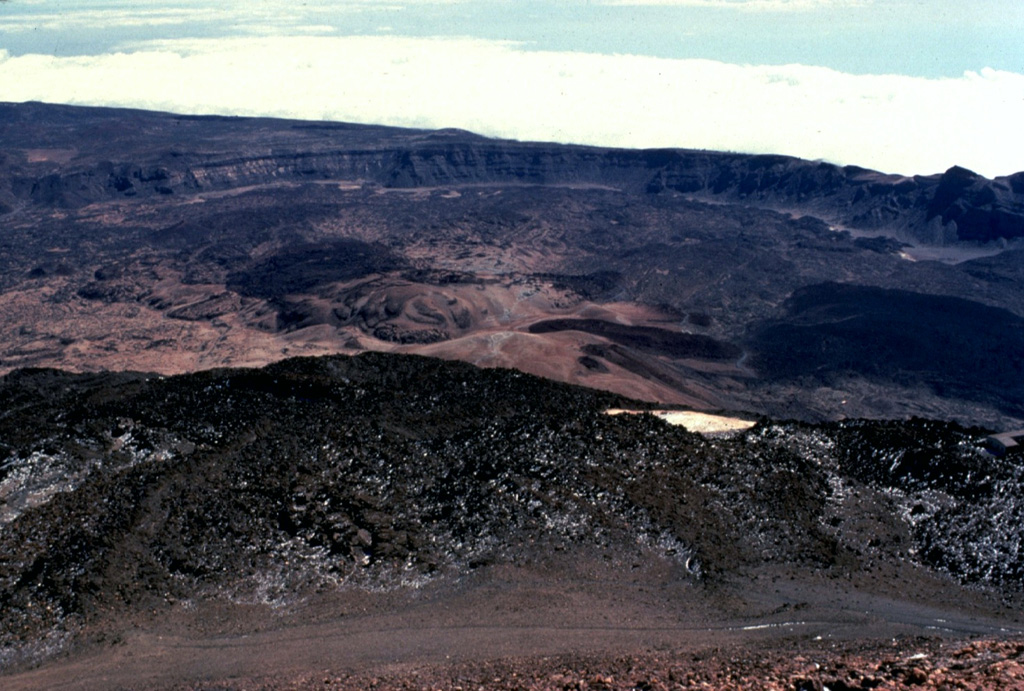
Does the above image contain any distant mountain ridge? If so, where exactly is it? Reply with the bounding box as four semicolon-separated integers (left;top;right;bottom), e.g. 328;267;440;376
2;101;1022;245
2;101;1024;428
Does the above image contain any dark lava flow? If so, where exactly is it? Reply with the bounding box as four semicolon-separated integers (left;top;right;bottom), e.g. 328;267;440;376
1;353;1021;669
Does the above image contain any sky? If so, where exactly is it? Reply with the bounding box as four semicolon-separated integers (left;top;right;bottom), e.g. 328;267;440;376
0;0;1022;177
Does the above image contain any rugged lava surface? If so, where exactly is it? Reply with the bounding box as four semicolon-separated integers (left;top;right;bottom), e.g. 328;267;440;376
0;354;1021;686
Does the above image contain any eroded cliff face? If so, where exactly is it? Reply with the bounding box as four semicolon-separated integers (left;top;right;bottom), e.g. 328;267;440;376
3;102;1022;244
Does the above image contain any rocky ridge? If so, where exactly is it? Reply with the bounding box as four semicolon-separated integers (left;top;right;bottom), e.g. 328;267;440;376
3;102;1023;245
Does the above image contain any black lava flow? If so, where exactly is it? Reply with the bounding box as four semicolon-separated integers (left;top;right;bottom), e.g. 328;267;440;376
1;353;1021;665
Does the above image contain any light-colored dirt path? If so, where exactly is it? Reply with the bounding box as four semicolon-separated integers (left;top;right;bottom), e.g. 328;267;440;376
4;564;1020;691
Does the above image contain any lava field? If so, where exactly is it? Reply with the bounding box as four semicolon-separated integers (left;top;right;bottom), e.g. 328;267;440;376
1;353;1022;676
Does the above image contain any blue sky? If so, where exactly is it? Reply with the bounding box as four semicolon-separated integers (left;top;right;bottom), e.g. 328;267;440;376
1;0;1022;176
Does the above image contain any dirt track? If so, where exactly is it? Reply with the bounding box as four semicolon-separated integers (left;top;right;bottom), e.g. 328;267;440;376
4;559;1021;690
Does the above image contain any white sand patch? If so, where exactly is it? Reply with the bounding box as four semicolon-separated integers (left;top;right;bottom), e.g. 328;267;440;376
606;408;757;434
25;148;77;164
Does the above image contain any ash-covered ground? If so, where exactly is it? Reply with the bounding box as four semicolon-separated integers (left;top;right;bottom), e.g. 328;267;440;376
1;353;1022;688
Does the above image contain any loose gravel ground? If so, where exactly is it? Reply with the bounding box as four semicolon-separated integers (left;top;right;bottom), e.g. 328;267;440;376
175;637;1024;690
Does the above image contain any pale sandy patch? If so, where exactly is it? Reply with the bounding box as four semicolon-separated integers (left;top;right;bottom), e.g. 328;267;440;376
606;408;756;434
25;148;77;164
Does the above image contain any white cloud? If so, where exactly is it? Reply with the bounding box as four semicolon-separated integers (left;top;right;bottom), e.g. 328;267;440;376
0;36;1021;177
237;24;339;37
0;1;456;34
0;8;232;32
0;1;462;34
601;0;870;10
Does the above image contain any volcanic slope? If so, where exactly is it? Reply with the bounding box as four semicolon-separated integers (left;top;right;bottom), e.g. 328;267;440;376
0;353;1022;687
0;360;1019;683
3;103;1024;426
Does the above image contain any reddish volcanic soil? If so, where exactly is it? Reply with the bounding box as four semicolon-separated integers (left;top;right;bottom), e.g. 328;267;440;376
0;264;742;410
214;638;1024;690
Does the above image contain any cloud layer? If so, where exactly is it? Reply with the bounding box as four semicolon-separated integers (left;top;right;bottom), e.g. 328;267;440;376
1;35;1022;177
602;0;869;10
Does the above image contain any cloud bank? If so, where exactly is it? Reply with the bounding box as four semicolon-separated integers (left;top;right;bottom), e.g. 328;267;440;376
602;0;869;10
1;35;1021;177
